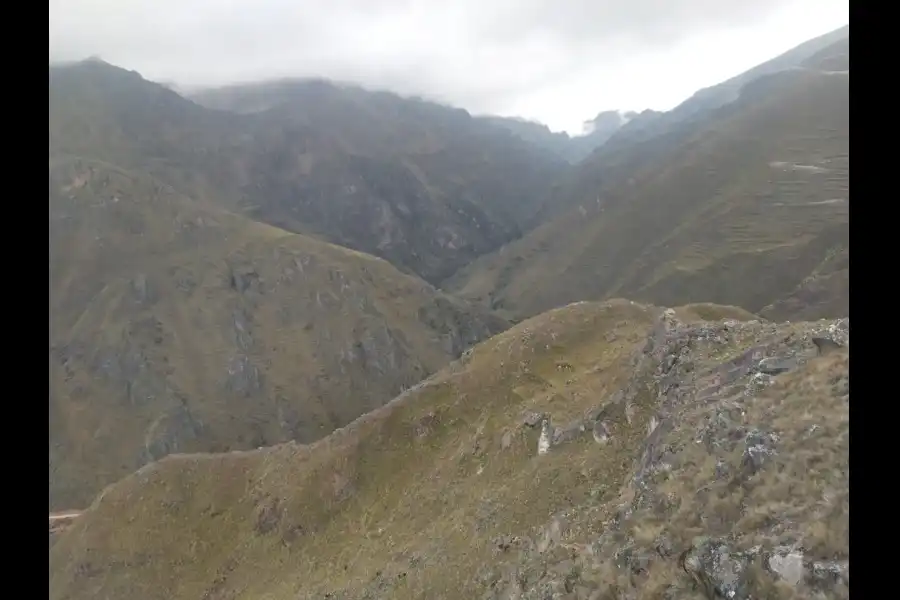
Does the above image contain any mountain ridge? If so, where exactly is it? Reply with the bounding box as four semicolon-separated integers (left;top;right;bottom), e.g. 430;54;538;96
446;35;849;324
49;155;508;509
49;300;850;599
49;25;850;599
50;60;570;284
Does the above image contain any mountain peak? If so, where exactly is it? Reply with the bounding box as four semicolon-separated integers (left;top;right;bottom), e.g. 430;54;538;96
581;109;637;136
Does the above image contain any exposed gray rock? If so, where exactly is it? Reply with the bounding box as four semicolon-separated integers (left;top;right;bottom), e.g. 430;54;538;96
744;372;773;396
756;356;798;375
232;309;255;351
552;418;587;445
130;273;155;305
766;547;805;586
477;314;849;600
808;559;849;590
592;421;611;444
812;336;844;356
682;538;754;600
824;318;849;346
522;411;546;428
537;419;552;455
741;429;779;474
229;265;263;295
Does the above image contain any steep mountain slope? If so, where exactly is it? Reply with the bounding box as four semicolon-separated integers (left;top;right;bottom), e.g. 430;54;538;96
49;301;849;600
659;24;849;126
532;25;849;224
802;35;849;71
191;79;570;251
49;156;507;510
446;38;849;322
50;59;569;284
478;110;638;164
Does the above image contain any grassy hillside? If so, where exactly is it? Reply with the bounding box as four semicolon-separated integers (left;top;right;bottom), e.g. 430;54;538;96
49;300;849;599
662;24;849;125
49;156;507;510
446;55;849;322
50;61;568;283
528;26;849;227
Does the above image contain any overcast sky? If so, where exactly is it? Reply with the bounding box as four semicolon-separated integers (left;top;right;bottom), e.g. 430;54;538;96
49;0;848;134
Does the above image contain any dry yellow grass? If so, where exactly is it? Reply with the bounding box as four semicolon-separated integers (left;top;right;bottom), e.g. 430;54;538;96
50;302;849;600
50;300;661;599
49;156;507;510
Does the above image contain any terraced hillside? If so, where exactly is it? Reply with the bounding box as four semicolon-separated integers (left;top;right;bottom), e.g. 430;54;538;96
49;300;849;600
49;156;507;510
446;41;849;322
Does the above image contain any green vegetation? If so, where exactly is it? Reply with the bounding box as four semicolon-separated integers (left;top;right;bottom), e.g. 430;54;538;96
49;156;506;509
50;300;661;599
49;27;849;600
50;301;849;599
446;59;849;323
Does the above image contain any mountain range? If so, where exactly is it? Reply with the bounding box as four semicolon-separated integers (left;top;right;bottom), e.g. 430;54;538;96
49;23;849;600
478;110;642;164
447;40;849;320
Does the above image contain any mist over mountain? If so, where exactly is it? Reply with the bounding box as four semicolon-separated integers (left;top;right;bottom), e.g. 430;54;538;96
49;19;849;600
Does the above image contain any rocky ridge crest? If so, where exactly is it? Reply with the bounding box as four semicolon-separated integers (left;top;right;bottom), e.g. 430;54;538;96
49;304;849;600
478;311;849;600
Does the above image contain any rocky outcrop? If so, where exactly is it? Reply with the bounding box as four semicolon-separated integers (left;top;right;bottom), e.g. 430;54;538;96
481;312;849;599
50;303;848;600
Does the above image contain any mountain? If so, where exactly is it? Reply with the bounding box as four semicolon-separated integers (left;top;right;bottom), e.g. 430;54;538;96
445;34;849;322
50;61;570;284
189;76;572;275
478;110;638;164
658;24;849;128
528;25;849;224
49;301;850;599
49;24;850;599
49;156;507;510
477;116;577;160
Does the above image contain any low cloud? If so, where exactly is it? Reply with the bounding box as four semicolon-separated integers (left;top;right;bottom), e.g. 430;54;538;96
49;0;848;133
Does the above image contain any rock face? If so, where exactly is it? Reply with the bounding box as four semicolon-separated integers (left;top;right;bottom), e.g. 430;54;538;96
49;302;848;600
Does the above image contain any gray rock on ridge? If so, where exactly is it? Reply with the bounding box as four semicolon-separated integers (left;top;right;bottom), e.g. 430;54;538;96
481;311;849;599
